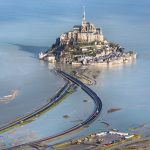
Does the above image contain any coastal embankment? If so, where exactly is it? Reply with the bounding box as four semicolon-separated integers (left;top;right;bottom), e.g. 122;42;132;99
0;79;72;133
4;70;102;150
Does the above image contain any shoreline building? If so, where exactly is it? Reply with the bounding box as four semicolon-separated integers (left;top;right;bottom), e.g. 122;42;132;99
60;9;104;44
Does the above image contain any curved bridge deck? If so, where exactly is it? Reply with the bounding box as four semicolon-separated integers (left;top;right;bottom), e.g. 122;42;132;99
0;81;70;132
3;70;102;150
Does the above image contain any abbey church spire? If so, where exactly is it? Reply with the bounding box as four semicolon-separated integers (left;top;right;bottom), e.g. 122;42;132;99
82;6;86;25
83;6;86;21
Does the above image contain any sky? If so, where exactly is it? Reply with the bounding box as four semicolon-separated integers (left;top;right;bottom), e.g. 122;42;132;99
0;0;150;46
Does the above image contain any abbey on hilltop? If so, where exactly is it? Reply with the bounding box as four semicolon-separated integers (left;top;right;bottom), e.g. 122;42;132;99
39;9;136;65
60;8;104;44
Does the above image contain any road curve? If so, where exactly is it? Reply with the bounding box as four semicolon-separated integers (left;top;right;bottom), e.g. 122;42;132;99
3;70;102;150
0;81;71;132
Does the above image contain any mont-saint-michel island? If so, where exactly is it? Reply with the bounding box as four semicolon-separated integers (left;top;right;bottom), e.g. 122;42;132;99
2;1;150;149
39;10;136;66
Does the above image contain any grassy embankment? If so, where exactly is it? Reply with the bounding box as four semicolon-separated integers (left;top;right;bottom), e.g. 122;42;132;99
0;84;77;134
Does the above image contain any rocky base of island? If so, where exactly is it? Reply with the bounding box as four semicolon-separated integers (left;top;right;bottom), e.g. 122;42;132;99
40;40;136;66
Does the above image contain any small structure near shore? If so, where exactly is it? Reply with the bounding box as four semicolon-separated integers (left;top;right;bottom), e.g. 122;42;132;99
54;130;136;150
39;52;48;60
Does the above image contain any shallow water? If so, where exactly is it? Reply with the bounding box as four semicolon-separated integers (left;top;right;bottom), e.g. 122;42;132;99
0;44;64;126
0;0;150;148
0;87;95;149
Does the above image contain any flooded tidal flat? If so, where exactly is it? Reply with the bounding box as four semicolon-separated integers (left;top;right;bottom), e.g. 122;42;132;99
70;59;150;136
0;0;150;148
93;58;150;135
0;44;64;127
0;87;95;149
42;57;150;147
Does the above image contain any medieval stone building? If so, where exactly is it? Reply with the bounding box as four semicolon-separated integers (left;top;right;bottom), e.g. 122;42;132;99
60;9;104;44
